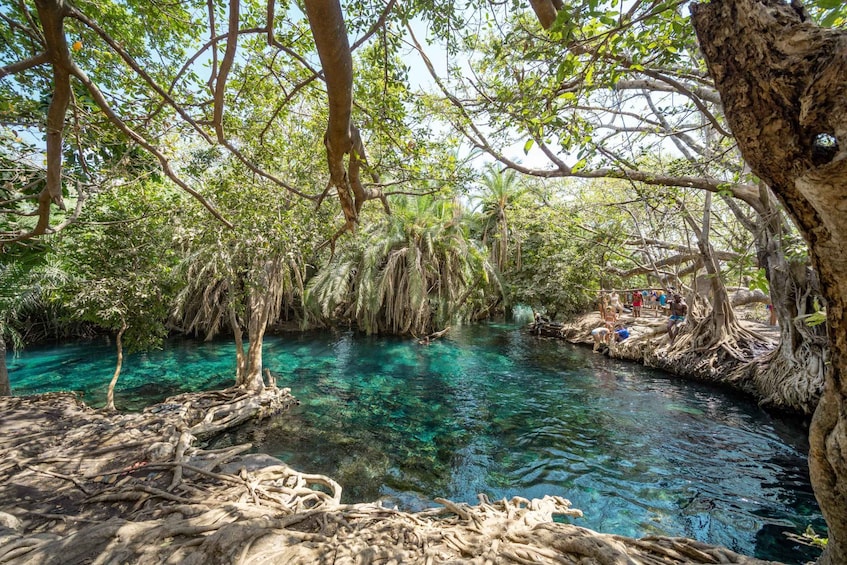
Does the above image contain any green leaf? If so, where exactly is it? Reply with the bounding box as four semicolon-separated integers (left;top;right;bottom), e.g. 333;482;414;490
804;299;827;327
821;9;841;27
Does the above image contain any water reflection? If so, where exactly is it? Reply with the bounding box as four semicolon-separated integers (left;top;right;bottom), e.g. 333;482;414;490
8;325;824;563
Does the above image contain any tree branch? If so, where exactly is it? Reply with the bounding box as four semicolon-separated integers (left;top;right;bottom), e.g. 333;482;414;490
0;52;49;79
207;0;218;96
70;7;311;201
67;5;215;145
1;183;86;244
349;0;397;52
212;0;240;142
69;63;233;228
615;78;722;105
305;0;364;227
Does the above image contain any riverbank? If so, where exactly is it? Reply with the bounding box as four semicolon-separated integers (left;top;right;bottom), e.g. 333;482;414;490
533;308;816;417
0;387;783;564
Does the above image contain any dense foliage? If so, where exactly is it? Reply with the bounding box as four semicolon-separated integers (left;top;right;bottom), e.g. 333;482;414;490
0;0;834;392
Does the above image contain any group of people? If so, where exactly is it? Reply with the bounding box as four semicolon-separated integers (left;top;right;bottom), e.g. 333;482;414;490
631;289;673;318
593;289;688;351
593;291;629;352
591;323;630;352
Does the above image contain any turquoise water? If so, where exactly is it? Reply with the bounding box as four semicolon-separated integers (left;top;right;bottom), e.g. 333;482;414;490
8;324;824;563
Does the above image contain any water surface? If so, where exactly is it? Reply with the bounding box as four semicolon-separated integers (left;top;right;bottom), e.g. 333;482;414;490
8;324;824;563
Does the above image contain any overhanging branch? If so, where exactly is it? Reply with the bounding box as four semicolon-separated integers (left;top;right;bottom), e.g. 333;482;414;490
0;52;49;79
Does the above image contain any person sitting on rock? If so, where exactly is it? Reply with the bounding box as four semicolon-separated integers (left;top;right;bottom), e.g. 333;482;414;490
614;324;630;342
667;294;688;344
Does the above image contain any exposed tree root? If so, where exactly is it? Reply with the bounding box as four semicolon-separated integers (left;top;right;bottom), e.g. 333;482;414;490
548;311;817;416
0;389;779;564
727;340;825;415
642;314;777;386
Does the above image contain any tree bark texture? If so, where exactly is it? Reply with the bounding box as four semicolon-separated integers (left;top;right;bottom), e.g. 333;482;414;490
692;1;847;562
304;0;357;228
304;0;389;229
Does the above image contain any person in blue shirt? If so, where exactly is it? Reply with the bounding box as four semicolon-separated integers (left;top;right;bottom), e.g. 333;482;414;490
614;325;630;342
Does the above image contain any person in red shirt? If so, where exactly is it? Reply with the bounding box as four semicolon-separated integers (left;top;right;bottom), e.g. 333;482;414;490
632;290;643;317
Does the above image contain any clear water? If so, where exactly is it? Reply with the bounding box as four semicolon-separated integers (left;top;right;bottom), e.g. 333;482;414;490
7;324;824;563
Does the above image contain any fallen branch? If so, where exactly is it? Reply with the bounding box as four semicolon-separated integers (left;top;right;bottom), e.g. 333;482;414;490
24;464;92;495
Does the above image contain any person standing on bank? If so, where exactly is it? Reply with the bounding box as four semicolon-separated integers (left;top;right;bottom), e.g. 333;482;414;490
631;290;643;318
658;290;668;315
667;294;688;344
609;291;624;315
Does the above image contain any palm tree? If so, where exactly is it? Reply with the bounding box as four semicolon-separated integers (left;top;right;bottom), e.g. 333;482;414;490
307;195;499;336
474;166;525;273
0;247;65;395
172;234;305;391
170;160;319;391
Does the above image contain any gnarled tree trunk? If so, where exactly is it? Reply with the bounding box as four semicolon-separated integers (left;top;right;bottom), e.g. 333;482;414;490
233;258;288;391
240;289;269;391
749;188;826;413
679;193;766;359
692;2;847;562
